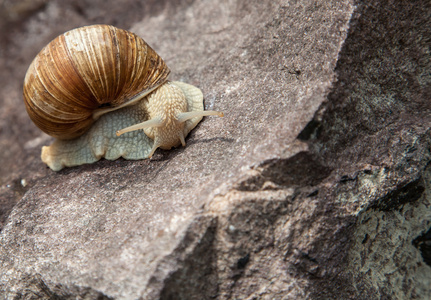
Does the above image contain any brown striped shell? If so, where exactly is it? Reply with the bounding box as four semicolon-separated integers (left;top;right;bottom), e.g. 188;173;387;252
23;24;170;140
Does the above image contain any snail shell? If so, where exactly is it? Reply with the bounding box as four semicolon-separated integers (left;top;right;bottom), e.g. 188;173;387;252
23;24;170;140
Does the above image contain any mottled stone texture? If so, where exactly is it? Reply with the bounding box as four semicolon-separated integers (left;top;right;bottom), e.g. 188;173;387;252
0;0;430;299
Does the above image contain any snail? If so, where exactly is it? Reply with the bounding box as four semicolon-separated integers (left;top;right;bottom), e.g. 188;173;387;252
23;25;223;171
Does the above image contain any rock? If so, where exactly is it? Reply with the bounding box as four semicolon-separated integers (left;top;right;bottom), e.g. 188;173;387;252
0;0;430;299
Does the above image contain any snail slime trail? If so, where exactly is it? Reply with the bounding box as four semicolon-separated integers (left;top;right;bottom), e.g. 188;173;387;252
23;24;223;171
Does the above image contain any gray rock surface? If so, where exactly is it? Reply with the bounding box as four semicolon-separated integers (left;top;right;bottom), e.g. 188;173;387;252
0;0;430;299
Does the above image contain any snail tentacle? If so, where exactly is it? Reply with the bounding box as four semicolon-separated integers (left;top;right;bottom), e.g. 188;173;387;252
148;143;160;158
116;117;164;137
177;110;224;123
179;132;186;146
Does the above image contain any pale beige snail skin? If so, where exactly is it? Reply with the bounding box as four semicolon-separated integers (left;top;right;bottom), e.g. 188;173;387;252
23;25;223;171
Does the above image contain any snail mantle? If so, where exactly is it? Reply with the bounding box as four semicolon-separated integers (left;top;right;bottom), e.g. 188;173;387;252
22;25;223;171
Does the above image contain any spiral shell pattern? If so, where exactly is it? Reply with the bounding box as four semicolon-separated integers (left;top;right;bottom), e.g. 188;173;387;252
23;25;170;139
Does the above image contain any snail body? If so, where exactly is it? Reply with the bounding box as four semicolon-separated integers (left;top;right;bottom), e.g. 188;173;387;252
23;25;223;171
